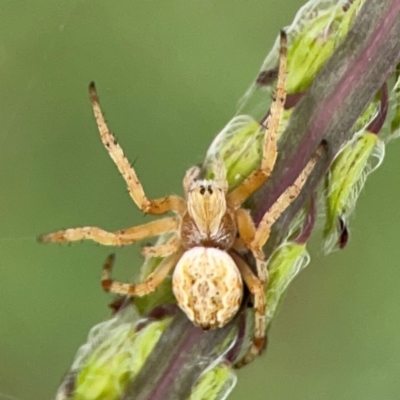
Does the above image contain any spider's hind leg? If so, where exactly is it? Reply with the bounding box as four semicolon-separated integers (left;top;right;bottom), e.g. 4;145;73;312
101;249;183;297
230;251;266;367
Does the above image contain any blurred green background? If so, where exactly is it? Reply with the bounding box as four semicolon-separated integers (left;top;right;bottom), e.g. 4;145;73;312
1;1;400;399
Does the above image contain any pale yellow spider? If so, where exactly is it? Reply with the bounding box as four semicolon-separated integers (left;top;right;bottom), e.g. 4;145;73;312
39;31;318;365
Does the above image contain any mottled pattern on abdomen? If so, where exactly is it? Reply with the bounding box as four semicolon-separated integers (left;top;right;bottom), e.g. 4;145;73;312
172;247;243;329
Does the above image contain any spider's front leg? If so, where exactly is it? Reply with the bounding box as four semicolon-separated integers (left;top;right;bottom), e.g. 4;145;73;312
227;30;287;208
38;217;179;246
102;248;184;297
89;82;186;216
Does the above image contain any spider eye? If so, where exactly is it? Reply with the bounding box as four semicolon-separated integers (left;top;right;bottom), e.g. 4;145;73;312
207;186;213;195
199;186;206;195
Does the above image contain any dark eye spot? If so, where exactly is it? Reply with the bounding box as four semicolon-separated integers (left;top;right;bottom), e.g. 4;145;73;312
207;186;213;195
199;186;206;195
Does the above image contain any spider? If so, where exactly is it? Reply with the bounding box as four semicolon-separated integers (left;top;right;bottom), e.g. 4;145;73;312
39;31;319;365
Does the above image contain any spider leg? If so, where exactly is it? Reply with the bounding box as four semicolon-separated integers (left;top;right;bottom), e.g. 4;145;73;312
250;147;322;278
89;82;186;215
38;217;179;246
251;149;321;250
227;31;287;207
141;234;180;258
232;148;322;367
230;251;266;367
235;209;255;245
101;249;183;297
232;236;246;252
235;208;268;282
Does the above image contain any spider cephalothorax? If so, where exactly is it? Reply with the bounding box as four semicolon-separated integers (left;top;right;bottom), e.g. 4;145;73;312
39;31;319;365
181;177;236;250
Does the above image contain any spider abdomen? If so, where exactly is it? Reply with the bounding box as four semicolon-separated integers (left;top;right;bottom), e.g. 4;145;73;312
172;247;243;329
